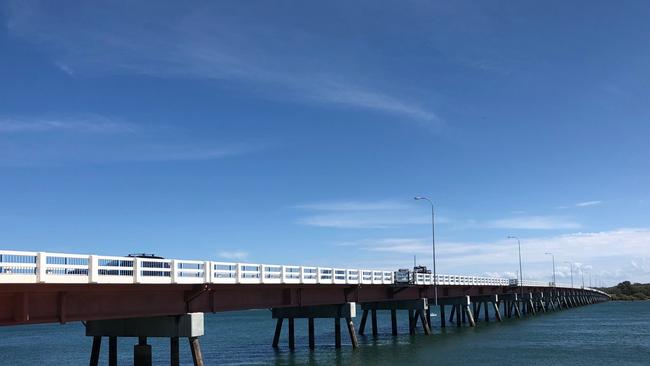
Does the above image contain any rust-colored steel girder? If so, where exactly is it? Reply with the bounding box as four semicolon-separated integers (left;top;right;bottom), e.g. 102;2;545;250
0;283;593;326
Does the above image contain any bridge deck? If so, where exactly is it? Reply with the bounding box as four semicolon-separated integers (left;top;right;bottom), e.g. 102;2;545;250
0;282;607;326
0;250;609;326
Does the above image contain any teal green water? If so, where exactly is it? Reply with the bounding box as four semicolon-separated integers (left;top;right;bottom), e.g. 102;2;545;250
0;302;648;365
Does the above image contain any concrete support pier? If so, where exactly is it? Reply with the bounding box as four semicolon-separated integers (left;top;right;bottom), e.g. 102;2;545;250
499;294;522;319
470;295;501;323
359;299;430;336
271;302;358;349
437;296;475;328
86;312;205;366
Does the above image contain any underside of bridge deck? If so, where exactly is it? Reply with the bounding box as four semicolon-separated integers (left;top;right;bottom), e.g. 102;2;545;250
0;283;608;326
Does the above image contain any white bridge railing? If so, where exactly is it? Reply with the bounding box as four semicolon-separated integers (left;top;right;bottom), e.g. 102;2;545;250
0;250;600;293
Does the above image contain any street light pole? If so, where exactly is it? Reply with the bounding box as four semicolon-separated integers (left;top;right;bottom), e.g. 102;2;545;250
507;236;524;299
564;261;574;288
545;252;556;287
414;196;437;307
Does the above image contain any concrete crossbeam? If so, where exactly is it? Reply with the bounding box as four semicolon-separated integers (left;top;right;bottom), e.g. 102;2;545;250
435;295;471;305
361;299;428;311
272;302;356;319
86;313;204;338
470;294;499;303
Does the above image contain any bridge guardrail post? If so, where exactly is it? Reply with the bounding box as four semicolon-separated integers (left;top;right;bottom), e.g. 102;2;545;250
170;259;178;283
299;266;305;284
204;261;212;283
235;263;242;284
89;255;99;283
36;252;47;283
261;265;267;284
134;258;142;284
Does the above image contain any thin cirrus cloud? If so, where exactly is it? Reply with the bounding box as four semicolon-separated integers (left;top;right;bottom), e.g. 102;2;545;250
0;115;135;134
294;199;438;229
217;251;249;260
484;215;581;230
341;228;650;283
5;1;441;127
293;200;409;211
555;200;603;210
0;115;262;165
575;200;602;207
298;215;429;229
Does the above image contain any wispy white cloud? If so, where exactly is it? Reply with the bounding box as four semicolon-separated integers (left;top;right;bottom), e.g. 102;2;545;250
307;81;441;126
298;214;429;229
338;238;429;253
341;228;650;284
218;251;249;260
293;200;408;211
484;215;581;230
121;144;260;163
5;2;441;126
0;115;134;134
0;142;259;166
294;199;447;229
0;114;262;165
575;200;603;207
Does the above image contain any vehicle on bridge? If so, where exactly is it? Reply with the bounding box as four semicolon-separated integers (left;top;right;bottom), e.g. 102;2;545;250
395;266;431;285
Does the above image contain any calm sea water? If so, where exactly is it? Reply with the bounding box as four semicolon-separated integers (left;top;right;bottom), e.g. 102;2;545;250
0;301;648;365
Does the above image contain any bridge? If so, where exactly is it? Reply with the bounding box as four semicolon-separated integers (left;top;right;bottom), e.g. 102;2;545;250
0;249;610;365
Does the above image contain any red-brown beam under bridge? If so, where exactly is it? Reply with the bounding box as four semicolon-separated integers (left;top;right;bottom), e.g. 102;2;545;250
0;283;607;326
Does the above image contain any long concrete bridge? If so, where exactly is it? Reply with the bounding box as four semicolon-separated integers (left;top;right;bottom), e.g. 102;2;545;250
0;249;609;365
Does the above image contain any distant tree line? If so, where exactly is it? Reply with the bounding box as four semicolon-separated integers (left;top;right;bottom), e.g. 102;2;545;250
601;281;650;301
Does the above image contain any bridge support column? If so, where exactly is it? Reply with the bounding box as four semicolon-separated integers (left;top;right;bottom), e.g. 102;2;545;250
271;302;357;349
544;292;556;311
470;295;501;323
134;337;152;366
500;294;521;319
437;296;475;327
521;293;536;316
86;312;204;366
360;299;429;336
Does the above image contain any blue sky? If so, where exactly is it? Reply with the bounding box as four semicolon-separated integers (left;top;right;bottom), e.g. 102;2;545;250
1;1;649;285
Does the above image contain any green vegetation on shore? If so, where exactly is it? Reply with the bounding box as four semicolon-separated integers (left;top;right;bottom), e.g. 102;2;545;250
601;281;650;301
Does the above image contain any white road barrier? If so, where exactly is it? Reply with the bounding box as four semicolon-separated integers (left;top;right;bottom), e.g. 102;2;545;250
0;250;608;296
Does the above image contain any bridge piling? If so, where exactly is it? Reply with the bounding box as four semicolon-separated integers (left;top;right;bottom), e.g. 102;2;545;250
272;318;283;348
85;312;205;366
189;337;204;366
89;336;101;366
359;299;429;336
436;296;474;327
134;337;152;366
170;337;179;366
288;318;295;350
308;318;315;349
109;336;117;366
470;295;500;323
371;309;378;336
271;302;357;349
492;299;502;322
391;308;398;335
